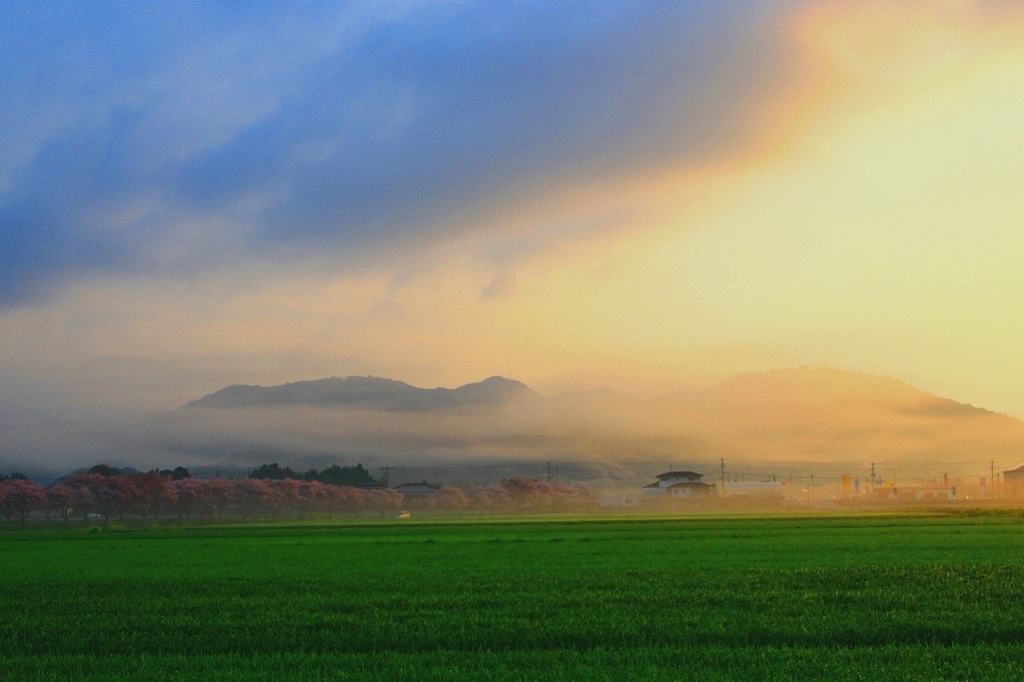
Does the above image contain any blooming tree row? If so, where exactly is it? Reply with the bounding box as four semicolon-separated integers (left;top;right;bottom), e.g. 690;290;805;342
0;474;595;525
0;474;402;525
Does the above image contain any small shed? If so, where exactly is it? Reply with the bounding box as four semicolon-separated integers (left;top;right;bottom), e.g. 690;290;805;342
909;486;956;502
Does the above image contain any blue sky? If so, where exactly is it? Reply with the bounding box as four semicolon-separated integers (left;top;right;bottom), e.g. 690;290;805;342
6;0;1024;474
0;1;789;306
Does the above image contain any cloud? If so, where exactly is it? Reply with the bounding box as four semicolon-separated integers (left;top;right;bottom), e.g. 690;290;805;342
0;1;799;307
8;0;1024;474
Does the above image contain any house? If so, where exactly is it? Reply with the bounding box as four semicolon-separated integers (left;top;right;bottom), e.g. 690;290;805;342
642;471;715;499
391;480;440;498
358;478;386;490
1004;464;1024;499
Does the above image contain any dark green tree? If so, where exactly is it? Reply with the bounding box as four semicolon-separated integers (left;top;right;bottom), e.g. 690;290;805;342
171;466;192;480
317;464;371;487
250;462;301;480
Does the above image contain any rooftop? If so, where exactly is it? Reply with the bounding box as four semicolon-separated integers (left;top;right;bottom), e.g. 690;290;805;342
656;471;703;479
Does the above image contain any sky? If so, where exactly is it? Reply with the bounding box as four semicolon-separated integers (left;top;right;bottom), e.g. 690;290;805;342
3;0;1024;427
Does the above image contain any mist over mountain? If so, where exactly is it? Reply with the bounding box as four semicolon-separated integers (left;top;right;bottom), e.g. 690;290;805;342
4;368;1024;479
172;368;1024;470
545;367;1024;470
184;376;540;411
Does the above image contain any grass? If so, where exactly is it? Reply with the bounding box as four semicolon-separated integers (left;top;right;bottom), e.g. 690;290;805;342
3;512;1024;679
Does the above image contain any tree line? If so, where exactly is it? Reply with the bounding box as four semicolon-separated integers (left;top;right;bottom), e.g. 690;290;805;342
248;462;375;486
0;466;595;525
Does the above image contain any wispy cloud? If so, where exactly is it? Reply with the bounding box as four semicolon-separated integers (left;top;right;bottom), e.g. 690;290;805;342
7;0;1024;470
0;1;795;306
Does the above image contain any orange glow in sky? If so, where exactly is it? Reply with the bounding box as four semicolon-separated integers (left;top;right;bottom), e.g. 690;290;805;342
4;1;1024;419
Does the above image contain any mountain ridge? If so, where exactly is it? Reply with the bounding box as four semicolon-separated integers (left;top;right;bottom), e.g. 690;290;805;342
183;375;539;411
172;367;1024;469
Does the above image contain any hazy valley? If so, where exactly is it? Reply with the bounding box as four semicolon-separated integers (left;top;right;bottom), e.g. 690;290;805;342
4;368;1021;483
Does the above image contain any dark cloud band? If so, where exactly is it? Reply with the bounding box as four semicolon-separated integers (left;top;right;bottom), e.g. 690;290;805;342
0;1;793;306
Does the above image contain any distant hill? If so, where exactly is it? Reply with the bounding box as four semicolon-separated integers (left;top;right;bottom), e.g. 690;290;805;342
653;367;992;420
183;375;540;411
644;367;1024;463
163;368;1024;473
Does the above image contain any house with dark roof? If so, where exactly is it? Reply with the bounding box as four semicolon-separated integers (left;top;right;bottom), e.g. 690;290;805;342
391;480;440;498
642;471;716;499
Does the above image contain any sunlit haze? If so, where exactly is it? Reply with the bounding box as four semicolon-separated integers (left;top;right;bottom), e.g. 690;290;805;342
3;1;1024;473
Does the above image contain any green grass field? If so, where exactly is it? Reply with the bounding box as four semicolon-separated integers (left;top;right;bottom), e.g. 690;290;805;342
3;512;1024;680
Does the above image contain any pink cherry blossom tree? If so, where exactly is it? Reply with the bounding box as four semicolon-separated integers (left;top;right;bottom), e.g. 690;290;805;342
0;478;47;525
45;484;77;525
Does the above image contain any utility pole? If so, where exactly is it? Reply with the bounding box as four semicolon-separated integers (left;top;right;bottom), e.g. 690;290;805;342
991;461;997;498
810;473;814;502
547;461;551;483
870;463;876;492
720;458;726;497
